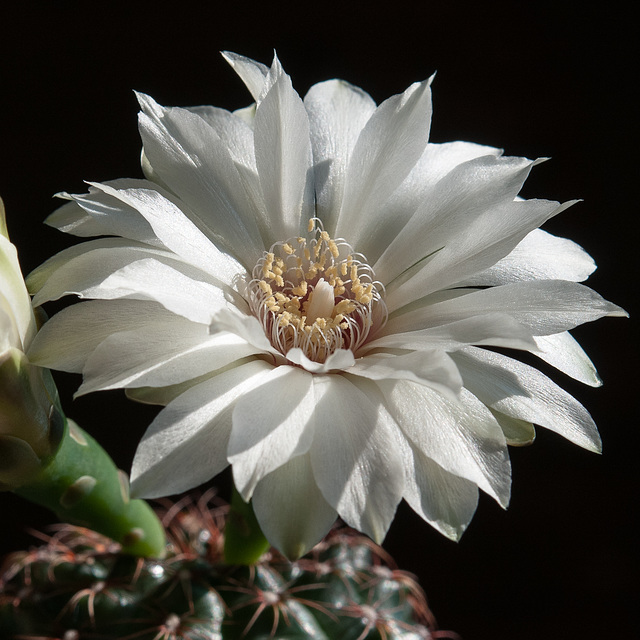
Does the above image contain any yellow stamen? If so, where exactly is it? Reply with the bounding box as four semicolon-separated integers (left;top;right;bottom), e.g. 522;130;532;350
247;221;386;363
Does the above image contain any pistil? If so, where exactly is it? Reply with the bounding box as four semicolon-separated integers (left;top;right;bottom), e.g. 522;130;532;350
305;279;335;324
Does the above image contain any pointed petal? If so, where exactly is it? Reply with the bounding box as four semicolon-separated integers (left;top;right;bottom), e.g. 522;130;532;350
453;347;602;452
335;78;434;257
389;142;503;220
376;155;544;299
303;79;376;235
252;453;337;559
78;328;259;396
368;312;537;353
253;57;314;243
28;239;193;304
221;51;270;102
45;199;114;238
229;365;316;499
393;199;577;304
82;182;245;286
208;307;279;356
36;256;233;325
310;375;404;543
28;299;173;372
533;332;602;387
137;93;264;266
125;372;222;407
366;142;502;266
130;360;273;498
57;179;167;245
385;280;627;337
400;435;479;540
185;105;256;170
458;228;596;286
377;380;511;507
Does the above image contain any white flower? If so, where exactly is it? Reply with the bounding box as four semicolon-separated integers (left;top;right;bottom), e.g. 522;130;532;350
1;198;62;488
27;53;625;558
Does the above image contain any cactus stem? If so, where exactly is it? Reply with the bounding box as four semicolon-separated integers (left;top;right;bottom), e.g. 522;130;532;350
13;419;166;558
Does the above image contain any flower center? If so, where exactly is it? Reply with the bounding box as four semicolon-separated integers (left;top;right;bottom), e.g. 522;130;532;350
248;219;387;363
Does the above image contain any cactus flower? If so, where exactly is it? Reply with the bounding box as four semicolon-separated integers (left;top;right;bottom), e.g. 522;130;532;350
0;198;63;489
27;53;626;559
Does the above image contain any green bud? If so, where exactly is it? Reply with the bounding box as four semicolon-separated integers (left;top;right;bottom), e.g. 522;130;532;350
0;348;64;487
1;198;64;488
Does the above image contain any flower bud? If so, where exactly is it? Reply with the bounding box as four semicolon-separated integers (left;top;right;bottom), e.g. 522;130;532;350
1;198;64;489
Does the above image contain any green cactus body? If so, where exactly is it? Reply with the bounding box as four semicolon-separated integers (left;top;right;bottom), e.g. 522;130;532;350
0;497;456;640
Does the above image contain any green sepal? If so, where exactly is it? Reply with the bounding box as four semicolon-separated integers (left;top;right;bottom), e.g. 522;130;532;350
223;485;270;565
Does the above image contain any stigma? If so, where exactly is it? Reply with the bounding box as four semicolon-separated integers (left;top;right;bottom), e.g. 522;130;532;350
247;219;387;363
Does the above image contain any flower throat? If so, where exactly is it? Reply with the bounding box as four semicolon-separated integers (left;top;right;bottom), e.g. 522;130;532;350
248;219;387;363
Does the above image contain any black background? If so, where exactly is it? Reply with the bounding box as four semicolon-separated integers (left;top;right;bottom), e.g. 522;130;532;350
1;3;638;638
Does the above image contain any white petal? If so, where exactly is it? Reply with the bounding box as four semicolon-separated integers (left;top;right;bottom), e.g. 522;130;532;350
50;257;233;325
185;105;256;170
59;179;166;245
0;233;34;348
395;199;577;304
221;51;270;102
125;375;219;407
253;58;314;244
458;228;596;286
335;78;434;257
28;299;172;371
285;347;354;373
377;380;511;507
77;328;259;396
368;312;538;353
376;155;544;299
533;332;602;387
453;347;602;452
229;365;317;499
400;434;479;540
83;182;245;287
390;142;503;217
209;307;279;356
45;199;115;238
28;239;187;304
385;280;626;337
366;143;502;266
130;359;273;498
137;93;264;267
349;350;463;401
303;79;376;236
252;453;337;559
309;374;405;542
